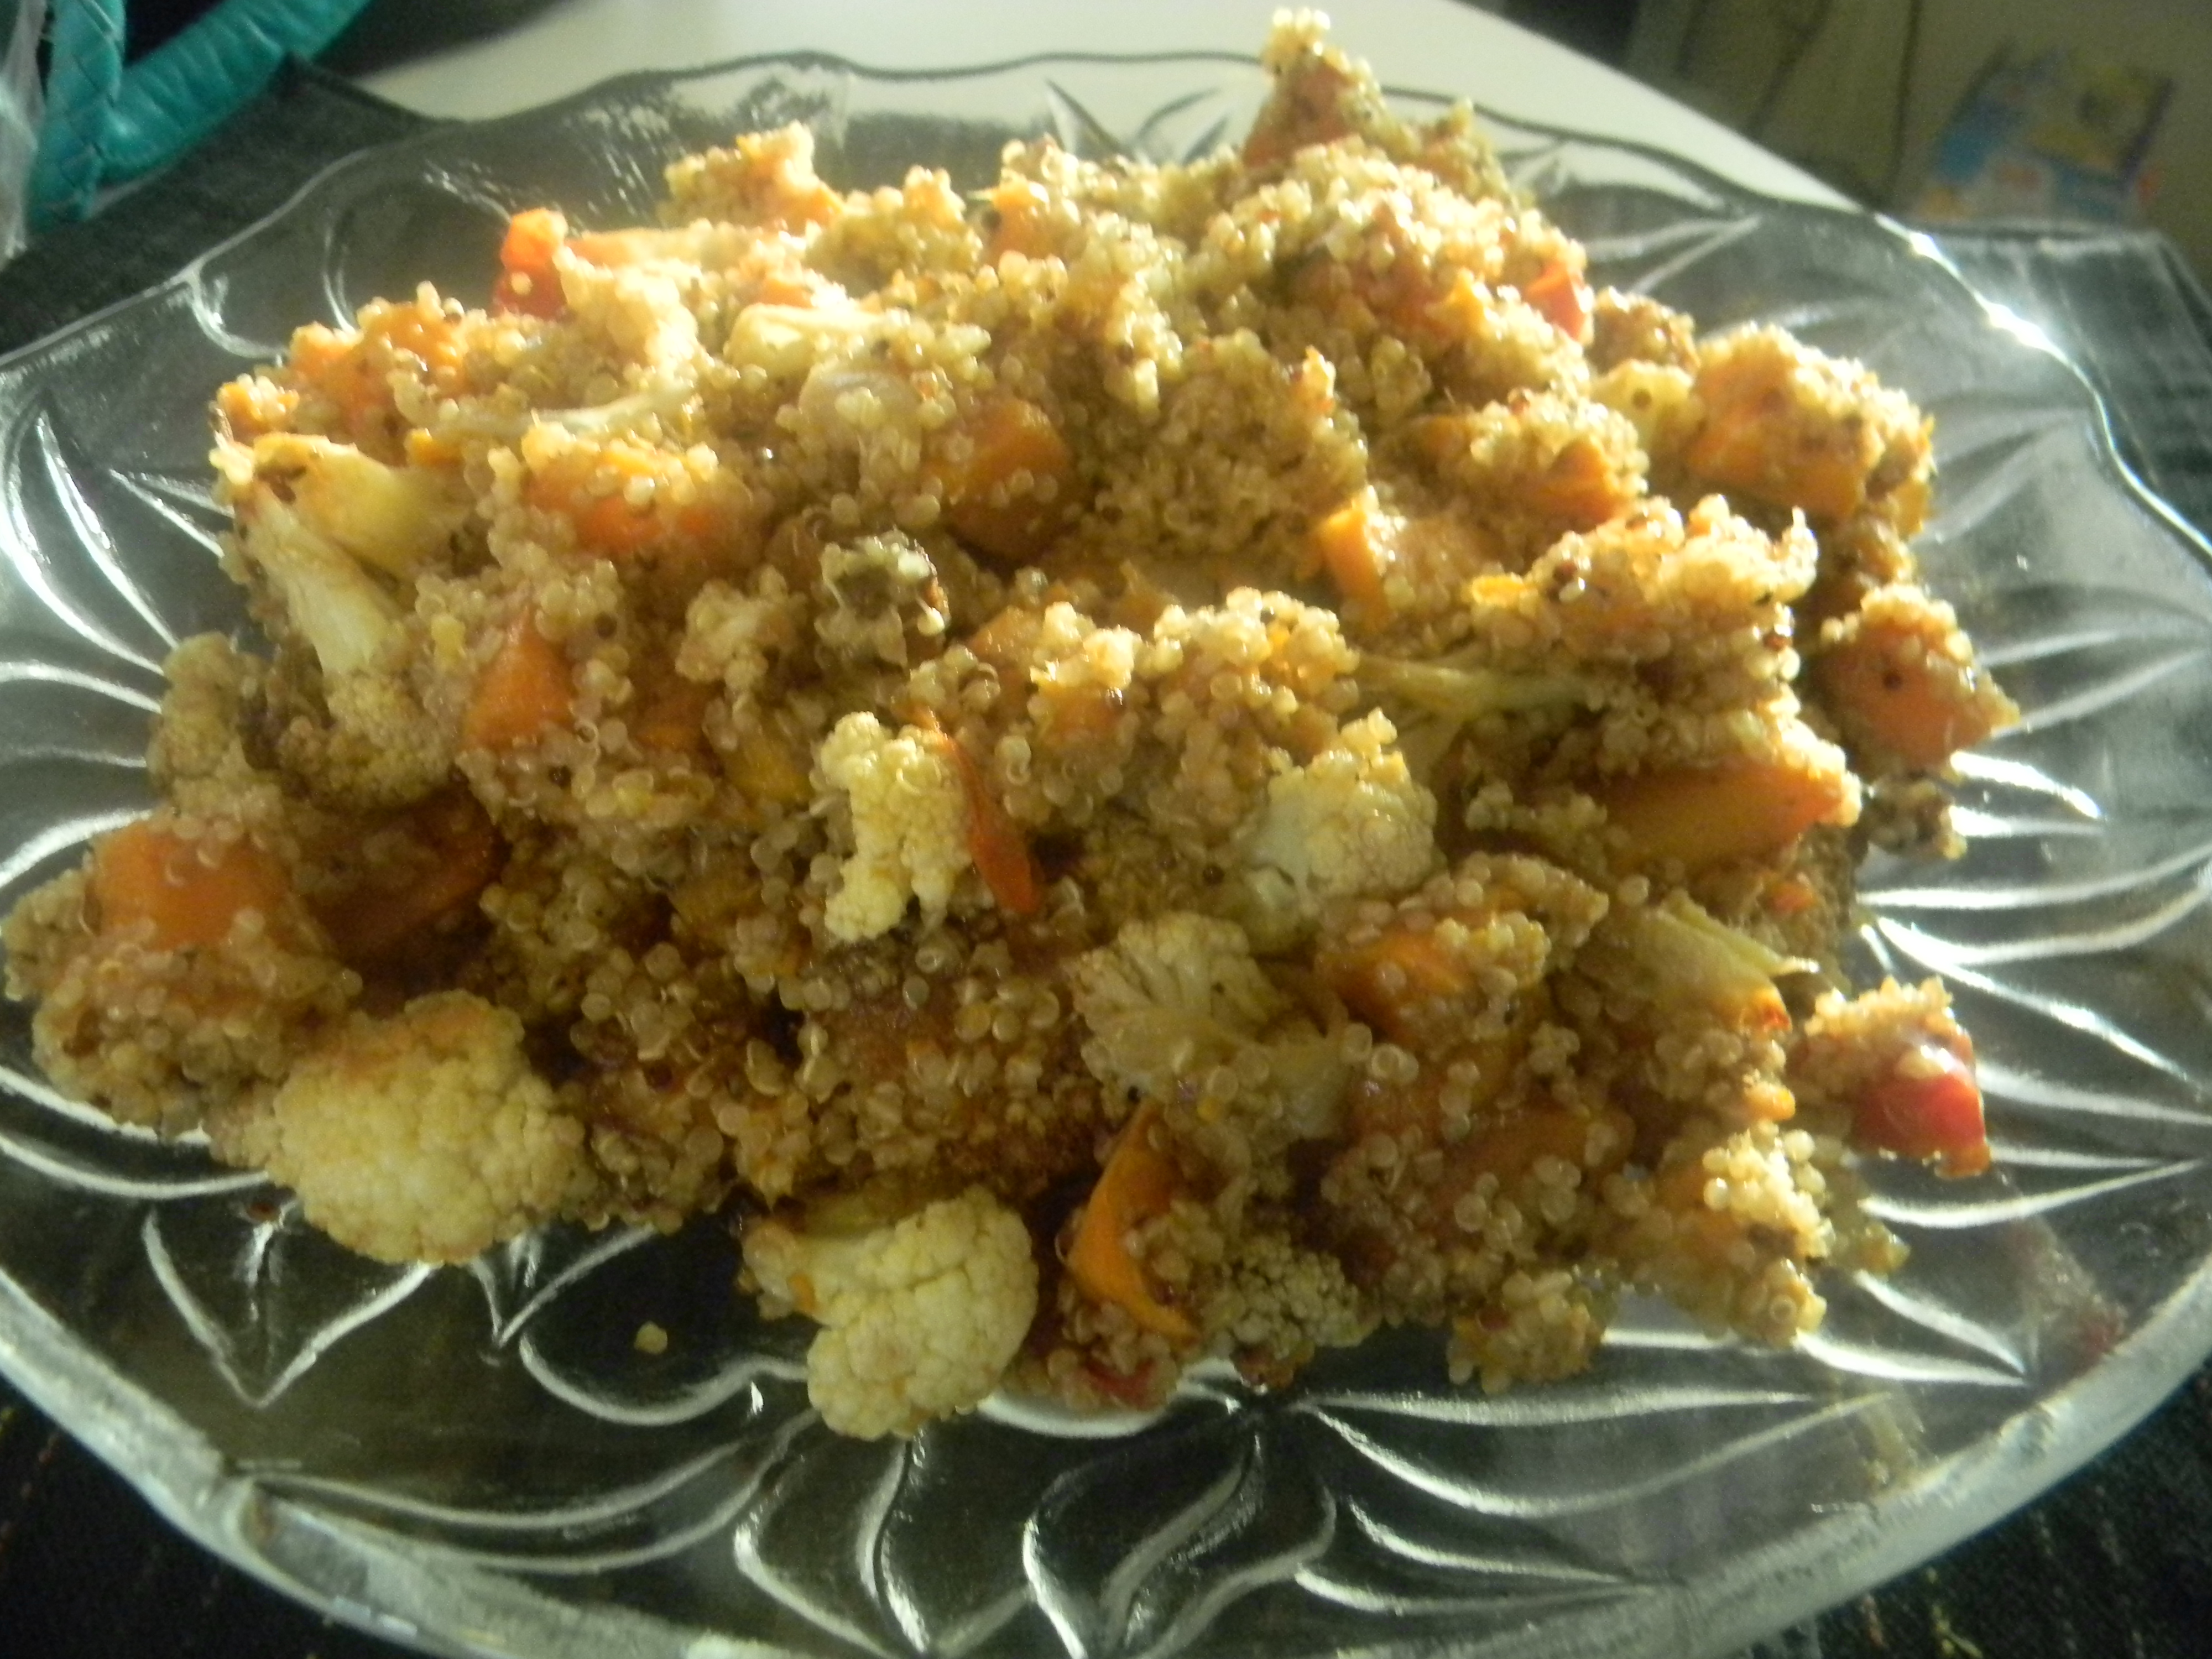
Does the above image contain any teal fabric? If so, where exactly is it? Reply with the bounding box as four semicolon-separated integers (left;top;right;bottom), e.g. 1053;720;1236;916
27;0;373;225
27;0;122;226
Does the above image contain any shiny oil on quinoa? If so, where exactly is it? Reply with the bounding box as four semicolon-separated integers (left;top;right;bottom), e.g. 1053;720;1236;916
1;14;2016;1437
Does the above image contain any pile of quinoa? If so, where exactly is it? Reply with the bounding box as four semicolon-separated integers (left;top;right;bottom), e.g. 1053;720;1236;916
1;15;2017;1434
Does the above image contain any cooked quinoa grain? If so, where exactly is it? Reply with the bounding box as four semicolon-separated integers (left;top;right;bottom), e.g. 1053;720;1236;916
2;14;2015;1437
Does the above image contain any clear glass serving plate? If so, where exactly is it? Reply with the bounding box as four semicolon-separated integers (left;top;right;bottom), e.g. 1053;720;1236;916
2;48;2210;1659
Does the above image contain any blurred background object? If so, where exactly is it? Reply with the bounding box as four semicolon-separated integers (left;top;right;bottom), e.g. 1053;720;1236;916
1610;0;2209;276
0;0;564;248
1910;47;2169;231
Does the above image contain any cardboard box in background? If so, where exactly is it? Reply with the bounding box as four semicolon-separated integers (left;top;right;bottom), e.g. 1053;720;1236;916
1625;0;2211;279
1914;47;2172;228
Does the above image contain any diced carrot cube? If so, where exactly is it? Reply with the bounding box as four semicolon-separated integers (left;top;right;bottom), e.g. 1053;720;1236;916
1465;1104;1631;1187
1814;630;2007;773
91;821;295;952
1521;259;1592;341
1526;436;1628;526
1855;1040;1990;1177
1311;494;1392;624
1319;924;1471;1049
215;379;297;441
1599;756;1849;871
464;614;572;750
492;207;568;319
987;178;1055;262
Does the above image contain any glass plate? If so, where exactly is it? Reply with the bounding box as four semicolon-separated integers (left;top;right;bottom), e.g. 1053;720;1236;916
3;48;2211;1659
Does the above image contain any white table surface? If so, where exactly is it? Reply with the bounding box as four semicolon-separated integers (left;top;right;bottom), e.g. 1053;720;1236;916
363;0;1848;208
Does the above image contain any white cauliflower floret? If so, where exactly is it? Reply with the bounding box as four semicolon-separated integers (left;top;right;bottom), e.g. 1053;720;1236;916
676;568;803;700
214;437;455;806
245;432;467;576
229;485;403;681
232;991;586;1264
1071;912;1349;1139
1240;711;1438;936
816;712;970;942
1073;911;1284;1075
744;1188;1038;1438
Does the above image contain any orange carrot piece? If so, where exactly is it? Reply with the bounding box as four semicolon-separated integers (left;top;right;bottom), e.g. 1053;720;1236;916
1465;1104;1632;1187
404;430;464;470
524;442;752;571
1599;756;1848;871
935;398;1077;565
1036;685;1126;747
1310;495;1392;624
1525;437;1628;526
931;732;1042;917
1814;633;2004;773
1067;1104;1197;1342
91;821;294;952
372;307;465;384
1765;875;1820;918
1344;1025;1526;1142
1683;353;1866;522
464;615;573;750
286;323;389;436
214;379;296;442
526;446;661;556
753;268;819;308
492;207;568;319
1855;1040;1990;1177
1319;924;1472;1049
986;178;1055;262
1521;259;1593;341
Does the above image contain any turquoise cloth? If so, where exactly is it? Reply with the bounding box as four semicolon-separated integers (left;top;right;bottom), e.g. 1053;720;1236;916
28;0;373;225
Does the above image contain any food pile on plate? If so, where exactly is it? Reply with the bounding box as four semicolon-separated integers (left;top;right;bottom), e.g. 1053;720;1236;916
3;14;2013;1437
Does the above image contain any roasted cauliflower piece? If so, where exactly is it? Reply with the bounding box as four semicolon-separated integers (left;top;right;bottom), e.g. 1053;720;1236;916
744;1187;1039;1438
1239;709;1439;940
1070;910;1349;1142
243;432;468;576
813;711;973;943
213;436;455;807
223;991;588;1264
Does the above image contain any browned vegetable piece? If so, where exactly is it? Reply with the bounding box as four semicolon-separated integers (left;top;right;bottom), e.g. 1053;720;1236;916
933;398;1078;565
311;791;501;966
